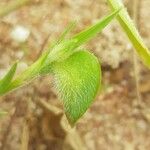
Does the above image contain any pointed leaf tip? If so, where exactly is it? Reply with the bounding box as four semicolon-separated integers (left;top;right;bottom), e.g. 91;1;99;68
72;8;121;48
52;51;101;125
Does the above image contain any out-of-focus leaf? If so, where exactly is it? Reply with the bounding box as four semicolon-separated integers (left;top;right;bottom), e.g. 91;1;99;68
107;0;150;68
0;62;17;95
52;51;101;125
0;110;8;117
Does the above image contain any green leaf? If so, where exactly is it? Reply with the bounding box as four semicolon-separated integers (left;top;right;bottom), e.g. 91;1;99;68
45;9;121;64
51;51;101;125
46;21;76;53
46;39;78;63
53;21;76;47
0;62;17;95
72;8;121;48
107;0;150;68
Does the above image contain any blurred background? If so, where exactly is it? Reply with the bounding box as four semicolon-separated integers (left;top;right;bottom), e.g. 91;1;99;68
0;0;150;150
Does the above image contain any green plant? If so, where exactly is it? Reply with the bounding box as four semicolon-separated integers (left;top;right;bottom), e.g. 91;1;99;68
107;0;150;68
0;0;150;126
0;9;120;125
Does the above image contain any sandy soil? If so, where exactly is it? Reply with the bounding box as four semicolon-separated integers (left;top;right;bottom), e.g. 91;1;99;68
0;0;150;150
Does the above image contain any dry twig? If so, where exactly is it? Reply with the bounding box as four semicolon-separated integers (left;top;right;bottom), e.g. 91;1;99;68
132;0;143;107
21;121;29;150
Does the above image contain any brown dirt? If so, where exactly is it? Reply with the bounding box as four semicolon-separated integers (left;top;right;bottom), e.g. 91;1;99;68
0;0;150;150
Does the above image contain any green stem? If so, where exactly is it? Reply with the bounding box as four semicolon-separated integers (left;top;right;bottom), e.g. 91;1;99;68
0;52;48;95
0;0;31;18
107;0;150;68
1;64;39;95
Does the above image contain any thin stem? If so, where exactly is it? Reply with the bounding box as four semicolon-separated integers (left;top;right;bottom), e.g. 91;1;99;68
132;0;143;106
1;100;20;150
0;51;48;95
0;0;31;18
107;0;150;68
21;121;29;150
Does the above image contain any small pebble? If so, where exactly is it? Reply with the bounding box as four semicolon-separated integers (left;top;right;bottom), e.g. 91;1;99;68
10;25;30;43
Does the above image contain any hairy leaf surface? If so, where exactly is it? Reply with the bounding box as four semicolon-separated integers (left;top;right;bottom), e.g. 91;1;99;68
52;51;101;125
